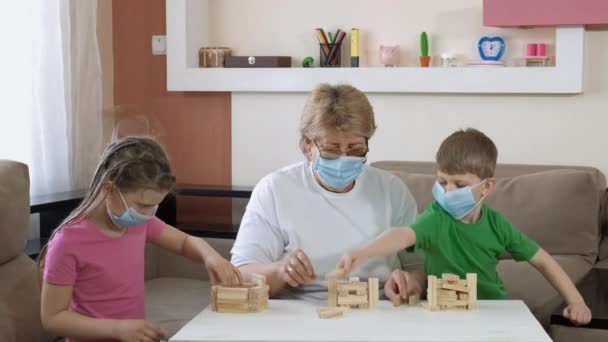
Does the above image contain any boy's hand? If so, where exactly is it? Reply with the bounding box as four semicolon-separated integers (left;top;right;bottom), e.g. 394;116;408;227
384;270;423;302
336;251;368;274
563;302;592;326
114;319;165;342
204;252;243;286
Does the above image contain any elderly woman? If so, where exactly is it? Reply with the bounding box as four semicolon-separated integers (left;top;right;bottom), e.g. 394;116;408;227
231;84;424;300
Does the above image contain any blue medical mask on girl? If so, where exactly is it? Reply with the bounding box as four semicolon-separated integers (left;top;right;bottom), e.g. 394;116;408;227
314;153;366;189
432;179;488;220
107;189;157;228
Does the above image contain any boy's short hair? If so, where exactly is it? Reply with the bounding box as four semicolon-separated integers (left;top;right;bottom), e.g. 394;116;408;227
436;128;498;179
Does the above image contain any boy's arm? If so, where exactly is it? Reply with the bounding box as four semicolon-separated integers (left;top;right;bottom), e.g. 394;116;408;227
338;227;416;273
528;248;591;325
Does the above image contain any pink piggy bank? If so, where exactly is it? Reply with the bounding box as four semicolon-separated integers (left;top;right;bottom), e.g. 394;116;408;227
380;45;400;67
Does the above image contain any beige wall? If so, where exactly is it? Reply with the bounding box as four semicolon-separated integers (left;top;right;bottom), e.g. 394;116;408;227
97;0;114;144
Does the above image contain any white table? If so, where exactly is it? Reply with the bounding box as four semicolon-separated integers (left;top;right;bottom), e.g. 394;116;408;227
170;300;551;342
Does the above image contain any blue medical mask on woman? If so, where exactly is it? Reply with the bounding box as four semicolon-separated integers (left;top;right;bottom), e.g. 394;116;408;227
107;189;157;228
432;180;487;220
314;153;366;189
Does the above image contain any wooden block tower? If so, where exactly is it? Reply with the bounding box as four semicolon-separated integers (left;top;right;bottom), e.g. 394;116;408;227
210;273;269;313
326;270;379;310
426;273;477;311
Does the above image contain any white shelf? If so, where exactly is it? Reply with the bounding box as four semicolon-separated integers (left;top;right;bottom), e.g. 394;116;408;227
166;0;584;94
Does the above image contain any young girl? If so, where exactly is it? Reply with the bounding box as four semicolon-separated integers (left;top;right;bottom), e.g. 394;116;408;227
40;137;242;342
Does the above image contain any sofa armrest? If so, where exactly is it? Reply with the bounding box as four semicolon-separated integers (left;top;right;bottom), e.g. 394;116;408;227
0;254;44;342
600;188;608;261
595;258;608;269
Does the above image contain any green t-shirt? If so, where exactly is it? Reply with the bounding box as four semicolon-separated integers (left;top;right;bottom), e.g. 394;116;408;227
408;202;539;299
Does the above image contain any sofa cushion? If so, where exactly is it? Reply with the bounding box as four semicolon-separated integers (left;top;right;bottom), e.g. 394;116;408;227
488;169;602;260
0;161;29;265
498;255;592;327
145;277;210;339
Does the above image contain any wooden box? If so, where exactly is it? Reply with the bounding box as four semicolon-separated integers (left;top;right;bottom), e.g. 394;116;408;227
224;56;291;68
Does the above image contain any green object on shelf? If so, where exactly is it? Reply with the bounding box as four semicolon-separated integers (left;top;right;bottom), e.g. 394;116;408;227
420;31;429;57
302;56;315;68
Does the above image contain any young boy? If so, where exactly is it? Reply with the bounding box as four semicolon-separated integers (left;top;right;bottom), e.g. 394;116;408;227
338;128;591;325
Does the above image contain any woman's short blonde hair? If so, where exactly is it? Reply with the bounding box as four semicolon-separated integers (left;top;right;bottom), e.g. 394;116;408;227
299;84;376;157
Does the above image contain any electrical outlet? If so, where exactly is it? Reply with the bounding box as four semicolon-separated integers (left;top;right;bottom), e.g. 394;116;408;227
152;35;166;55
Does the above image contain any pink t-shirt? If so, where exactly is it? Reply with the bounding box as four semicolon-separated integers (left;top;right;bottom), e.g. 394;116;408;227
43;216;166;342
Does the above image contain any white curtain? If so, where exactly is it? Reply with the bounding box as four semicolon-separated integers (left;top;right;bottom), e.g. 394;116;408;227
0;0;102;196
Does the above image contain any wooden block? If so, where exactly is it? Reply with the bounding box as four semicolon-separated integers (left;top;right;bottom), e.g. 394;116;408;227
251;274;266;287
328;276;338;307
368;278;379;309
337;283;368;292
326;268;347;279
466;273;478;310
441;283;469;293
440;300;469;307
437;289;458;298
349;277;360;282
217;287;249;303
408;294;420;305
317;306;348;319
428;275;438;308
210;286;219;311
337;295;368;306
217;302;250;313
442;273;460;282
459;293;469;301
391;296;403;307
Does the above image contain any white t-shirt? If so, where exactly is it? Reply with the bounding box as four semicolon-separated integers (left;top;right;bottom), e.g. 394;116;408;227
231;161;419;299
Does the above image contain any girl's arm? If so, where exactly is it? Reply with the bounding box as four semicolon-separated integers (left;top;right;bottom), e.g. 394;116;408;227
41;281;164;341
152;224;242;285
528;248;591;325
338;227;417;273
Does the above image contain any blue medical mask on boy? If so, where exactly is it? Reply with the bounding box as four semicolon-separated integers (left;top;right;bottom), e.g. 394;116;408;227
107;189;157;228
314;153;366;189
432;180;487;220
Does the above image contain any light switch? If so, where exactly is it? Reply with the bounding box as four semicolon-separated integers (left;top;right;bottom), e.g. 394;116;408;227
152;35;166;55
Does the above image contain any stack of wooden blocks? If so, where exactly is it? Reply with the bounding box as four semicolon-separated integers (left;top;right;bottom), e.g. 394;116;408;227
210;274;269;313
426;273;477;311
319;271;379;319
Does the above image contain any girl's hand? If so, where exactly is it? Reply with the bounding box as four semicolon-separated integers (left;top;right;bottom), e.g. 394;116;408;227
205;252;243;286
563;302;592;325
114;319;165;342
336;251;368;275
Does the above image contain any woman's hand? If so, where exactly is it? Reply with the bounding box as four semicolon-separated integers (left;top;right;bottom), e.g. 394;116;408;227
278;249;316;287
384;269;423;303
204;252;243;286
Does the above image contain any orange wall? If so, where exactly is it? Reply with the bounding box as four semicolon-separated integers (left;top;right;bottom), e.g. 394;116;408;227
112;0;232;225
